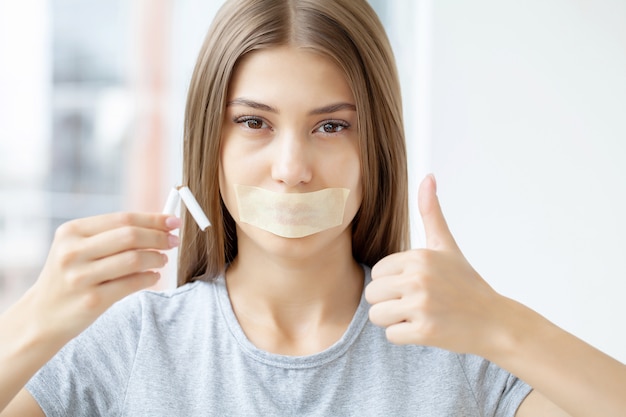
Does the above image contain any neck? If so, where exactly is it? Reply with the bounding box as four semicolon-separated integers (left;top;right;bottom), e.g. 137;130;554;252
225;229;364;354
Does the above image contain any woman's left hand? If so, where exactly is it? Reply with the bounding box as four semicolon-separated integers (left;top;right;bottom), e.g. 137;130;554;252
365;175;508;357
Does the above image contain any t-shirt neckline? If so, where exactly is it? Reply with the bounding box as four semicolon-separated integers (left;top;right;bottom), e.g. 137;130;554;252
214;265;371;369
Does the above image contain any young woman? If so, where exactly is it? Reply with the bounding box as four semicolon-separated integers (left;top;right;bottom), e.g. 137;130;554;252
1;0;624;415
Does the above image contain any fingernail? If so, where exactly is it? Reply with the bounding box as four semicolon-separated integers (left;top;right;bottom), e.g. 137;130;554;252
165;216;181;229
428;173;437;193
168;234;180;248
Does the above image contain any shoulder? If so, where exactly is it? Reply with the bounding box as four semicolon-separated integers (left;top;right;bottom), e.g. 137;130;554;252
138;280;213;307
76;280;217;347
109;280;214;322
134;279;212;305
26;280;220;416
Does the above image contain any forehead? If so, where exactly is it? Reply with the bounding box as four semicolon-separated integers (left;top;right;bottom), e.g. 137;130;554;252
227;46;355;106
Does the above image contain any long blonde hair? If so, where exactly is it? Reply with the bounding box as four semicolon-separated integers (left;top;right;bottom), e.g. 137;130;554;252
178;0;409;285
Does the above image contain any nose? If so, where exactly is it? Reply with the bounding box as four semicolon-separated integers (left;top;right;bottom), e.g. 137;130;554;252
271;131;313;187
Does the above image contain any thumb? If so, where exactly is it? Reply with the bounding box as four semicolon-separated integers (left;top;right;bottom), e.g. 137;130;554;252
418;174;459;251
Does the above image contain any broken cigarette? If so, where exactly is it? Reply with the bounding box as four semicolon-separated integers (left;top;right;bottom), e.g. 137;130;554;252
162;187;181;215
178;186;211;231
162;186;210;231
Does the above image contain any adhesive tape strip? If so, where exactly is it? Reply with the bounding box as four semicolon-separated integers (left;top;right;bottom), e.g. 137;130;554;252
235;184;349;238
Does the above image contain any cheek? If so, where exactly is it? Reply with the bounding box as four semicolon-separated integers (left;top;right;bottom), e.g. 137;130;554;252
344;147;362;196
218;147;240;222
337;151;363;220
347;176;363;219
320;140;361;181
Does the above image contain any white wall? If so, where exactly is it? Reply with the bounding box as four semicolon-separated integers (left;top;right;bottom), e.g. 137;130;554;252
429;0;626;362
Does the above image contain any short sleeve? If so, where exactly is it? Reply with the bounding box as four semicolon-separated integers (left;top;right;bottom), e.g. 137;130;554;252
457;353;533;417
26;293;144;417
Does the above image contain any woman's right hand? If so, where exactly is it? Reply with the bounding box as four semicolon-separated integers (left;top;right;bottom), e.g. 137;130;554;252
25;212;180;343
0;212;180;414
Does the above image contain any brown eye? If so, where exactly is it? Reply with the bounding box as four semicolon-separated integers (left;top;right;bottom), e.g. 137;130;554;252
244;118;264;129
317;121;349;134
234;116;268;130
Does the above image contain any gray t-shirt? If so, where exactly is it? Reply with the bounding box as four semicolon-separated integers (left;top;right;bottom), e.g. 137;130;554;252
27;267;531;416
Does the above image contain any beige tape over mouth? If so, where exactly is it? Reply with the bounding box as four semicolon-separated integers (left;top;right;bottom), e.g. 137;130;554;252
234;184;350;238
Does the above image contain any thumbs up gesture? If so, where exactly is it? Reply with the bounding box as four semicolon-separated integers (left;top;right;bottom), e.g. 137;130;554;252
365;175;504;356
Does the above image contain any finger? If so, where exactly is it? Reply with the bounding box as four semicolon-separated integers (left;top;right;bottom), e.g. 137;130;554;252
74;250;168;287
371;251;409;280
384;321;419;345
82;226;179;260
95;270;162;307
368;299;409;328
418;174;458;251
58;212;181;238
364;276;406;304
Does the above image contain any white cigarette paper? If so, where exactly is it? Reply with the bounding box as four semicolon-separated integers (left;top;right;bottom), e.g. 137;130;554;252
162;188;181;215
178;186;211;231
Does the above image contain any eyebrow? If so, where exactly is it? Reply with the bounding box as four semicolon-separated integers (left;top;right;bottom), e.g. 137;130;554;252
226;98;356;115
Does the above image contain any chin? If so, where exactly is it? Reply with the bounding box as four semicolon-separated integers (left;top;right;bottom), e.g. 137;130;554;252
237;224;352;260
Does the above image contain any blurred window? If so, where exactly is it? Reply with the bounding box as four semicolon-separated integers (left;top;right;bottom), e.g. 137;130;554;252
0;0;134;310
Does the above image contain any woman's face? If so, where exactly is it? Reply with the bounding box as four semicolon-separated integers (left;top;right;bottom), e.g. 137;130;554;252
219;45;362;259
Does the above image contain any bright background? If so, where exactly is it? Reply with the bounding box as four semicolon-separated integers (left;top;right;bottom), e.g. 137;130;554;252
1;0;625;362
